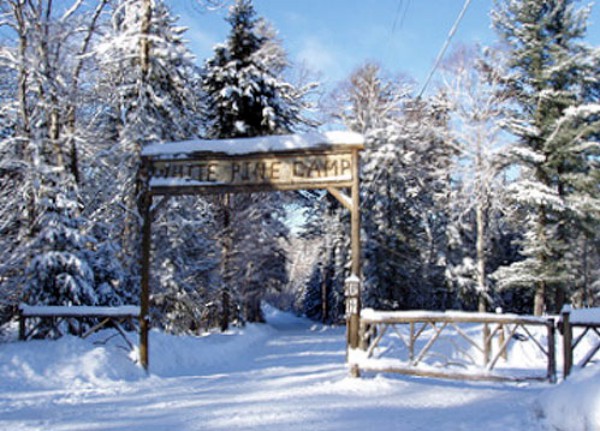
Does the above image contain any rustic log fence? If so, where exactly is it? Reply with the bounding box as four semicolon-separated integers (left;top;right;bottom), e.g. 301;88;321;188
351;309;556;383
18;305;140;351
559;305;600;378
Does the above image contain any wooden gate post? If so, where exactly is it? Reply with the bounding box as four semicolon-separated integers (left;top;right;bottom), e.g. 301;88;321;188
18;310;25;340
346;149;362;377
561;305;573;378
345;275;361;377
139;190;152;371
547;317;557;383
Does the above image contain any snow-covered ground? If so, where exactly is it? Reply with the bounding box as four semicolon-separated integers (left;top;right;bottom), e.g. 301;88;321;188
1;306;598;431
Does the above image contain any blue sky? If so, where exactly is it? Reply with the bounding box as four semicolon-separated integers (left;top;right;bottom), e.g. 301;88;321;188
171;0;600;94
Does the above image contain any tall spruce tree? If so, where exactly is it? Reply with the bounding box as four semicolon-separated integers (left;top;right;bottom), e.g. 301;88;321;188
201;0;316;325
492;0;600;314
95;0;213;330
201;0;315;138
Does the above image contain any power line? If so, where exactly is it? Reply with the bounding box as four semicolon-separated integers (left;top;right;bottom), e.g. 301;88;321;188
391;0;410;36
417;0;472;99
386;0;410;71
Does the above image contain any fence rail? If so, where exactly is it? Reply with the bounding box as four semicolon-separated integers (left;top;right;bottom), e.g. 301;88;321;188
18;305;140;351
559;306;600;378
351;309;556;383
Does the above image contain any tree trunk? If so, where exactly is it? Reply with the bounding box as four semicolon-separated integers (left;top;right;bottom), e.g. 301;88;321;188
219;287;230;332
475;131;488;314
476;194;487;313
244;295;264;323
534;206;548;316
14;1;35;235
65;0;108;185
219;194;232;332
534;280;546;316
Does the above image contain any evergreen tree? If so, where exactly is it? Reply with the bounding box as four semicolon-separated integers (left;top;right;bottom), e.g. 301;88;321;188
201;0;315;138
492;0;600;314
201;0;316;325
150;197;221;333
315;63;454;316
23;185;96;308
301;193;349;323
94;0;203;315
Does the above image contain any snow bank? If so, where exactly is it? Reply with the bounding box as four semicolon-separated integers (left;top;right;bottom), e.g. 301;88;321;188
0;335;145;390
536;365;600;431
0;323;274;389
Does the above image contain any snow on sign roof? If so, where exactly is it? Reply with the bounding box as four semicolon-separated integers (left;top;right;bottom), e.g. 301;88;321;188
141;131;365;158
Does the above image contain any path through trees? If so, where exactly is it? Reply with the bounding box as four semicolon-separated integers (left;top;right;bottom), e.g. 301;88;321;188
138;132;364;370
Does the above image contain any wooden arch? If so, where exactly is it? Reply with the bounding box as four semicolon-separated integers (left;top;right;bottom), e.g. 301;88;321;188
138;131;364;370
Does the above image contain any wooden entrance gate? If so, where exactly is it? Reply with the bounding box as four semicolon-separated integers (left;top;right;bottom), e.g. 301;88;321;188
138;132;364;371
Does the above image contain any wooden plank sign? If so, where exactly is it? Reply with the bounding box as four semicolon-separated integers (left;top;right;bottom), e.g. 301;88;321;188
141;131;364;195
148;152;354;192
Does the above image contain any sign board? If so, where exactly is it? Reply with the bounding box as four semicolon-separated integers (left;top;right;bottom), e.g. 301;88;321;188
147;152;355;193
141;132;364;195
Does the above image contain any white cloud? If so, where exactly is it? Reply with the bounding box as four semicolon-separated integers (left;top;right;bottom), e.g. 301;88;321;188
183;27;220;60
295;36;342;82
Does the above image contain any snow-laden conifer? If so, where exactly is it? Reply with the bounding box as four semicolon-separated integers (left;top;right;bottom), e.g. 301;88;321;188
201;0;316;138
200;0;316;326
492;0;600;314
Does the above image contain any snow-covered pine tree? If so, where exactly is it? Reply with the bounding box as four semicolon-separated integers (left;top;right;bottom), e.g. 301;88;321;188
201;0;315;139
201;0;317;325
0;1;129;323
439;45;512;312
329;63;413;311
317;63;454;314
23;183;96;308
150;197;221;333
492;0;600;314
301;193;349;323
385;94;456;310
94;0;204;316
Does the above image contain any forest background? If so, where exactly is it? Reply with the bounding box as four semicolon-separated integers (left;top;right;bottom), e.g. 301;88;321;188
0;0;598;335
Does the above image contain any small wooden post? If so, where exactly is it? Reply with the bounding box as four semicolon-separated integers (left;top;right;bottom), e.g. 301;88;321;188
409;322;415;362
139;190;152;372
18;309;25;340
345;275;361;377
547;317;556;383
561;305;572;379
496;307;507;361
483;323;491;366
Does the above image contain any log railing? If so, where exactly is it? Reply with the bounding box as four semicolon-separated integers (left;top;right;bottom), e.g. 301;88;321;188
559;306;600;378
18;305;140;351
351;309;556;383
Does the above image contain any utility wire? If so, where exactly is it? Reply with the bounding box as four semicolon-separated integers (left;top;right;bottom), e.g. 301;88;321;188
417;0;472;99
386;0;410;73
391;0;410;36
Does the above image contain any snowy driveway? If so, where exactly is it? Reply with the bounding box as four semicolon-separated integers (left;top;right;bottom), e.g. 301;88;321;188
1;309;550;430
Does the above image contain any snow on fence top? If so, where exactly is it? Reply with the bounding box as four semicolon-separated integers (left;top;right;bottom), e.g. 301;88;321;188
360;308;552;325
141;131;365;158
563;306;600;325
19;304;141;318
